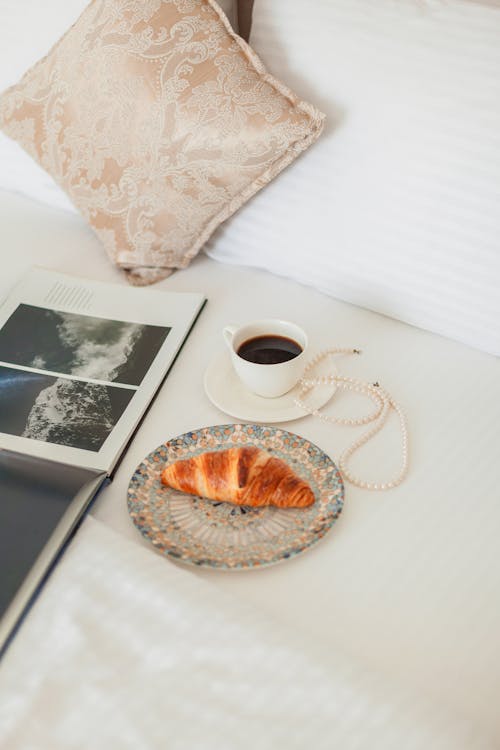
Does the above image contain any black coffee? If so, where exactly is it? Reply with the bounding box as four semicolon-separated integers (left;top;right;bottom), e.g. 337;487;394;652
237;335;302;365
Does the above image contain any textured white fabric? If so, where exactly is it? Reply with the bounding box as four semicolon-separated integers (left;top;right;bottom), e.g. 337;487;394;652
1;189;500;742
0;517;493;750
0;0;238;214
206;0;500;356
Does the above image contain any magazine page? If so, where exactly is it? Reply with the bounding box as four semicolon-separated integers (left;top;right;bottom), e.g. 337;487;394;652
0;268;205;473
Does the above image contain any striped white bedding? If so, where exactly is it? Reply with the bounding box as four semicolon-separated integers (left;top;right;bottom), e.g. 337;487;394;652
207;0;500;356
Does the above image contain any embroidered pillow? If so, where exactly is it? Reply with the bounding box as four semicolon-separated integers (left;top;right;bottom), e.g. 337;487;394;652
0;0;324;285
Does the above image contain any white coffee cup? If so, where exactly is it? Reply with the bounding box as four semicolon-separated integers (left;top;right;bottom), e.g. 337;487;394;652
223;319;308;398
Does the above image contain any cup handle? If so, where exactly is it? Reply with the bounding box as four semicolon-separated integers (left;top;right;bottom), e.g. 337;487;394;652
223;325;237;349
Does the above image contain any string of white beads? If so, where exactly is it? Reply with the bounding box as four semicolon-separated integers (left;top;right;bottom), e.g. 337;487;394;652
293;348;409;491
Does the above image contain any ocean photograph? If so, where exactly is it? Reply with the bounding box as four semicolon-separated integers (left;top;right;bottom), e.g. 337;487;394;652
0;304;170;386
0;365;134;451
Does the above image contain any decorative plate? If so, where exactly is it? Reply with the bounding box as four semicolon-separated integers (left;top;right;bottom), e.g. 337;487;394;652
127;424;344;570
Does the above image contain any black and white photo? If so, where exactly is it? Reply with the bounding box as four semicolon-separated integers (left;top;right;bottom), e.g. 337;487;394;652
0;304;170;386
0;365;134;452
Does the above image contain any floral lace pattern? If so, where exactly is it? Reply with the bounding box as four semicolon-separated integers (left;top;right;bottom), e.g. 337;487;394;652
0;0;324;284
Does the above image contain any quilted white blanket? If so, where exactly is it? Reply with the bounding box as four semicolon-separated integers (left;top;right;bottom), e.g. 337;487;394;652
0;518;493;750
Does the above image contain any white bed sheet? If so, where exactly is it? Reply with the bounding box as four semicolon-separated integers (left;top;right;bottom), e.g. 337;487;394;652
0;191;499;743
3;516;492;750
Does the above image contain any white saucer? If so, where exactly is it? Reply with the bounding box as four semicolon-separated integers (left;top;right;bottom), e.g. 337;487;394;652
203;350;336;423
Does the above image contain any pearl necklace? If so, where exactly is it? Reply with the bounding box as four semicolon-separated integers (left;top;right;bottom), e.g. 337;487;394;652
293;349;409;491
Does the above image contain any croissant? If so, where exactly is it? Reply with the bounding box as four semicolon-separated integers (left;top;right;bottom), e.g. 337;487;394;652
161;447;315;508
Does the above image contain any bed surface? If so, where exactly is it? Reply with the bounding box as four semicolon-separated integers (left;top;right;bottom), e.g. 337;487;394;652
1;190;499;742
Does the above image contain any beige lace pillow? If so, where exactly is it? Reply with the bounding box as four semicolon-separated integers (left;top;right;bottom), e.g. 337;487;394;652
0;0;324;285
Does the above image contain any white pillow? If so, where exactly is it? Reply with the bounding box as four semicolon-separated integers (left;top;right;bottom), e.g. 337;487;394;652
206;0;500;356
0;0;238;213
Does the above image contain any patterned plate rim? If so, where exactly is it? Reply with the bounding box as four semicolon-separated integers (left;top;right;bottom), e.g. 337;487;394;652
127;424;345;571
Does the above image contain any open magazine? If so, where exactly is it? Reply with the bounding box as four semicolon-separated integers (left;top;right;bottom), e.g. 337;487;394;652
0;268;205;653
